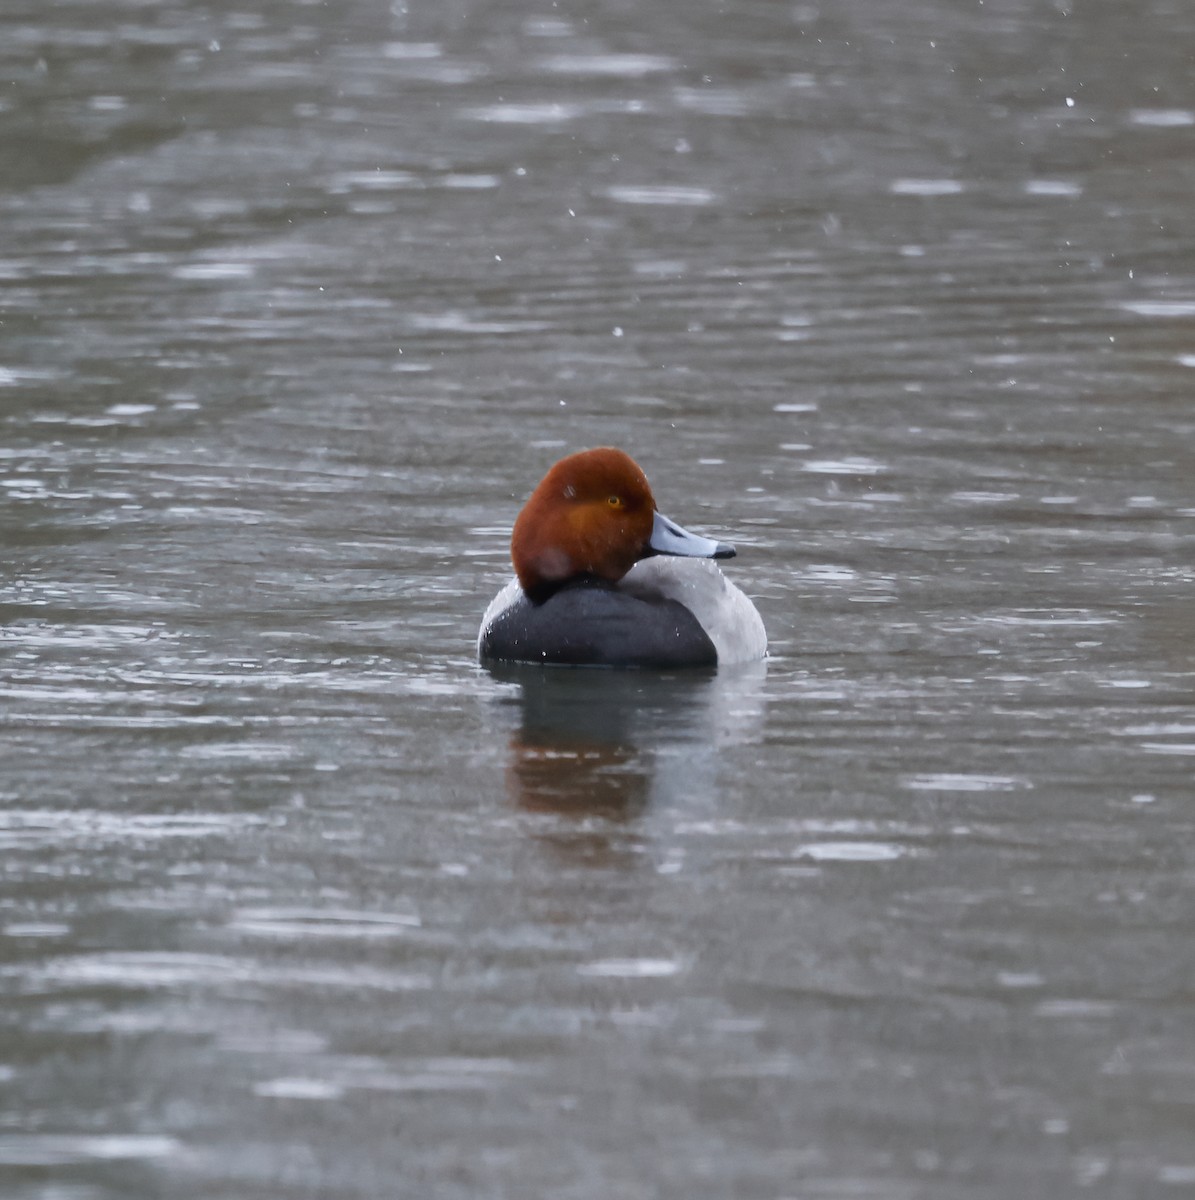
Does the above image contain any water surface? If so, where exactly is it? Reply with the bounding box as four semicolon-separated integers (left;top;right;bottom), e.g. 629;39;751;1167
2;1;1195;1197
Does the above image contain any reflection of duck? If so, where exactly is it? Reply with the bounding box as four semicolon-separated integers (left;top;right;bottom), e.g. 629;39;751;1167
507;738;648;820
491;664;767;819
479;448;767;668
503;670;672;820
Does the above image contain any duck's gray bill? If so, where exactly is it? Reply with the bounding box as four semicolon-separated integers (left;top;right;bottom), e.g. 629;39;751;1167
648;511;736;560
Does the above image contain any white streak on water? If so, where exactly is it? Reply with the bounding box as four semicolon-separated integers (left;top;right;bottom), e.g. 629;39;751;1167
1129;109;1195;127
462;102;581;123
1024;180;1082;196
229;908;421;939
577;958;682;978
0;1135;181;1166
890;179;965;196
903;774;1028;792
794;842;908;862
1120;300;1195;317
604;185;718;206
538;53;674;77
254;1078;346;1100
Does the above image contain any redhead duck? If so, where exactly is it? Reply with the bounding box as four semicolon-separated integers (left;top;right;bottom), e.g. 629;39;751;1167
478;448;767;668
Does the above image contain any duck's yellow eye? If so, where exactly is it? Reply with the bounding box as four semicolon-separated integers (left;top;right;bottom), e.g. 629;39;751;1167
607;495;622;508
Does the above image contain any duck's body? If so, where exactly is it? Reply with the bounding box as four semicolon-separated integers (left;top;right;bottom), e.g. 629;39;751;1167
478;448;767;669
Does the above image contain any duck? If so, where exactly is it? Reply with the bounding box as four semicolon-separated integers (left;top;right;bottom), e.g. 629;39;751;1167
478;447;767;668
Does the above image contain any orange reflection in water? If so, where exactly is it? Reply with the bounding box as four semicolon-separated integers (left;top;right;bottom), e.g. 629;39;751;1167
506;734;648;819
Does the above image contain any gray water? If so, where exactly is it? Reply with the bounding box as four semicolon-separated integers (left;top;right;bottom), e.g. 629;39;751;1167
2;1;1194;1197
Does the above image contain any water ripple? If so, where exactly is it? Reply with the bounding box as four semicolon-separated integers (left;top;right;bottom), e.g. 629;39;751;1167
0;1135;181;1166
603;185;718;207
903;774;1029;793
537;53;675;77
229;907;421;939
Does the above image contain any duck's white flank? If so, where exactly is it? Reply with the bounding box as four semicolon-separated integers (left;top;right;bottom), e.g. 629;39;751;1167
478;577;522;654
618;558;767;665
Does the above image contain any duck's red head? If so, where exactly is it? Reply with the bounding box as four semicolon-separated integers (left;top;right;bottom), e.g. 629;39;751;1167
510;447;735;600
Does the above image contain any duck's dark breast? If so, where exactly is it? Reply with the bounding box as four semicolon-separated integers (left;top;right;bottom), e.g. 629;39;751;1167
479;581;717;668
